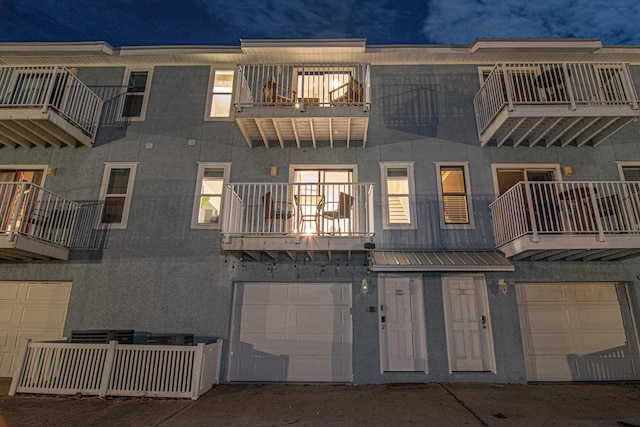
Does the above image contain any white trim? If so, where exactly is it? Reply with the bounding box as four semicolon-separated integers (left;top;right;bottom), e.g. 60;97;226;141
490;163;562;197
0;165;48;187
442;274;496;374
204;68;236;121
191;162;231;229
435;162;475;230
98;162;138;229
119;67;154;122
379;162;417;230
288;164;358;182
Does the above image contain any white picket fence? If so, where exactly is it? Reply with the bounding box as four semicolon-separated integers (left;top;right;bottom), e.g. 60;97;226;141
9;339;223;400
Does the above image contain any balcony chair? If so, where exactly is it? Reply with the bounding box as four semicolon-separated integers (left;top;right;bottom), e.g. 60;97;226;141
322;192;354;235
329;76;364;105
262;77;296;106
262;192;294;233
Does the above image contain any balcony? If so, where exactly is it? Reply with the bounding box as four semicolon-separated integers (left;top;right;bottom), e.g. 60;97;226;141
473;63;640;147
490;181;640;261
234;64;370;149
0;182;102;260
221;182;374;259
0;66;103;149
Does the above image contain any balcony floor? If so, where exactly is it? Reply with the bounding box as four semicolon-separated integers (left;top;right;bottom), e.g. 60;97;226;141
0;235;69;261
498;233;640;261
481;104;639;148
222;234;371;261
0;108;93;149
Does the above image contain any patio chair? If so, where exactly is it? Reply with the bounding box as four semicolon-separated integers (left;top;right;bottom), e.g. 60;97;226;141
322;192;354;235
262;77;296;106
329;76;364;105
263;192;294;233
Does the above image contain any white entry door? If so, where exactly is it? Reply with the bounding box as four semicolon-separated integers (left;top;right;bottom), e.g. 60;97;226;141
442;274;495;372
379;274;427;372
229;282;352;382
0;281;71;377
517;282;640;382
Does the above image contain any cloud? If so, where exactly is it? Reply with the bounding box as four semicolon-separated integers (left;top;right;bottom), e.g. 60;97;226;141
423;0;640;45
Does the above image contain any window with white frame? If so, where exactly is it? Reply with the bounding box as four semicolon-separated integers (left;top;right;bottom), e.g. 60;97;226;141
192;163;230;228
436;163;474;228
120;68;152;120
206;69;235;119
380;162;416;229
99;163;137;228
619;163;640;181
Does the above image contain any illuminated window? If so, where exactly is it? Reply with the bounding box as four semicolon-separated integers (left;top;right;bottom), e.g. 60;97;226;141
191;163;230;228
436;163;474;228
207;70;234;118
380;162;416;229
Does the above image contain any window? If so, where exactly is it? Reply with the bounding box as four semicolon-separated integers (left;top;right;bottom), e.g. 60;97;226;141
99;163;137;228
206;69;234;119
121;69;152;120
436;163;474;228
619;163;640;181
380;162;416;229
191;163;230;228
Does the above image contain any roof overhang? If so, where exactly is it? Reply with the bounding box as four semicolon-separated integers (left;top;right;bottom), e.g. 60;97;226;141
369;250;514;272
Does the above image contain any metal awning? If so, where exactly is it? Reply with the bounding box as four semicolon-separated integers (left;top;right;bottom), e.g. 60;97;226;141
369;250;515;272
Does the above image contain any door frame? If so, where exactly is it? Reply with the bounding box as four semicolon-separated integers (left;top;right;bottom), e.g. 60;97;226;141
442;274;497;373
378;273;428;373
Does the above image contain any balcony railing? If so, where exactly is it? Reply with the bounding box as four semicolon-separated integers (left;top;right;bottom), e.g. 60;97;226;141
0;182;101;251
490;181;640;247
0;66;103;144
222;182;374;238
473;63;640;146
235;63;370;110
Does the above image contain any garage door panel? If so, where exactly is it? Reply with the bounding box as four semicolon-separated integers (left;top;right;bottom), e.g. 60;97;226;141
528;333;574;353
230;282;352;382
25;283;71;301
0;306;15;324
520;285;567;302
19;306;67;326
523;308;571;328
576;308;623;328
0;284;20;300
573;285;618;302
517;282;640;382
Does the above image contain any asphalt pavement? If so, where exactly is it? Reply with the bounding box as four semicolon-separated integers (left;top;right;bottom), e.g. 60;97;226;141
1;378;639;426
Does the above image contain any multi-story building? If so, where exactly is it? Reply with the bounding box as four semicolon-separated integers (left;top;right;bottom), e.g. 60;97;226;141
1;38;640;384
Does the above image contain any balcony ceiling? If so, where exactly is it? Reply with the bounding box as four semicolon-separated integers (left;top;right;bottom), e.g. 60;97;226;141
0;235;69;261
480;106;639;148
0;109;93;149
235;113;369;149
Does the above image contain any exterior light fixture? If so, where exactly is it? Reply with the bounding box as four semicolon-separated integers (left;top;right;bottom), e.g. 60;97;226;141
361;279;369;295
498;279;508;295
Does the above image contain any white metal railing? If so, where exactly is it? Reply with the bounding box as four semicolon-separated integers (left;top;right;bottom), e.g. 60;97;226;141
0;66;103;138
9;339;223;400
234;63;371;111
222;182;375;237
473;63;640;137
0;182;98;248
489;181;640;246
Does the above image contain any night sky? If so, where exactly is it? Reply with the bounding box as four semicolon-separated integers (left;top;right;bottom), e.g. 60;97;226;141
1;0;639;47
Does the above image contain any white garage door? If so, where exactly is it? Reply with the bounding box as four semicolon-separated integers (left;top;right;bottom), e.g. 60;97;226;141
229;282;352;382
517;282;640;382
0;281;71;377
